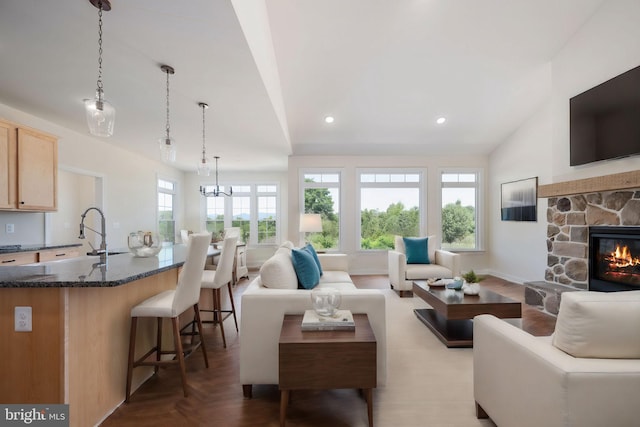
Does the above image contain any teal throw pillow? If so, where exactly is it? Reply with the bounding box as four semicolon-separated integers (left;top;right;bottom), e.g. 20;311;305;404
403;237;431;264
291;247;321;289
302;243;323;276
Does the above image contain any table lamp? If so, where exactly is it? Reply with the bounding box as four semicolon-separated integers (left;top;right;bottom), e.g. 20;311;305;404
299;213;322;246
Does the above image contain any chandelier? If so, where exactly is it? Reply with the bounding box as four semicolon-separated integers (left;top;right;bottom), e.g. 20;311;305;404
84;0;115;137
196;102;211;176
159;64;177;163
199;156;233;197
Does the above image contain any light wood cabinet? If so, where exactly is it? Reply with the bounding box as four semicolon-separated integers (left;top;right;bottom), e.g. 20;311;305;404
38;247;81;262
0;119;58;212
0;251;38;266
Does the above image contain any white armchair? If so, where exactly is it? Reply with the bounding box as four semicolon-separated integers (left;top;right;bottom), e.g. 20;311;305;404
388;235;460;296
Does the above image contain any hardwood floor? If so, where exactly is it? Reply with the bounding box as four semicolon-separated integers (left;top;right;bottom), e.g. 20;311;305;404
101;273;555;426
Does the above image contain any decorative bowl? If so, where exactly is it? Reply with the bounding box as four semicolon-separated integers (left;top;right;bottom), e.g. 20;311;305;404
446;277;464;290
128;231;162;257
310;287;342;317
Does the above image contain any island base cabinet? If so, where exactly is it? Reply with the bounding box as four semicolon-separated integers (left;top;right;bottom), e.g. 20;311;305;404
0;268;181;427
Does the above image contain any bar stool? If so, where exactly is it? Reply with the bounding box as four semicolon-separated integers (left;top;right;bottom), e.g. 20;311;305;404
200;236;238;348
125;232;212;402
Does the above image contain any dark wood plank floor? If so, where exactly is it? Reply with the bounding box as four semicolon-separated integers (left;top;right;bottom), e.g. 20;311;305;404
101;274;555;426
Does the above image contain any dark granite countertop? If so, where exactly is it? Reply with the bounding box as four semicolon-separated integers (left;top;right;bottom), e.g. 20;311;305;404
0;243;83;253
0;245;219;288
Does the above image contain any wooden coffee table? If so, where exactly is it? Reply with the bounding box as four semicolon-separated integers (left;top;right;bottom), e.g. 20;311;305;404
279;314;377;427
412;280;521;348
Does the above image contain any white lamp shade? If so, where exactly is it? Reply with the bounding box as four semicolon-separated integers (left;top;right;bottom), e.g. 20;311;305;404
300;213;322;233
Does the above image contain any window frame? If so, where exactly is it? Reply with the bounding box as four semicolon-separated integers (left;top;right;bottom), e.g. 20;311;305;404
439;168;484;252
356;168;425;251
157;177;178;244
201;182;280;246
299;168;343;251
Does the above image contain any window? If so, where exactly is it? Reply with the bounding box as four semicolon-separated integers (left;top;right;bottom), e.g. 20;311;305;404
158;178;176;243
205;196;225;240
441;170;481;250
202;183;279;245
232;186;251;244
257;185;277;244
301;171;340;250
358;170;422;250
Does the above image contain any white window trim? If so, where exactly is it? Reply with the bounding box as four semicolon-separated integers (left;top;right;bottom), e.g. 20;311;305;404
356;168;425;251
299;168;343;251
438;167;484;252
157;175;178;243
201;182;280;246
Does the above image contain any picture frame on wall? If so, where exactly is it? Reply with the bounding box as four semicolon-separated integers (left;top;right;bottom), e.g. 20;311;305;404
501;177;538;221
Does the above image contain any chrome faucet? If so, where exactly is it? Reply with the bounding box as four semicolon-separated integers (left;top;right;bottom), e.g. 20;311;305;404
79;206;108;266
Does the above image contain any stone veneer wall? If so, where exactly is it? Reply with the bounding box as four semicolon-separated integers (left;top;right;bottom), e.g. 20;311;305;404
546;188;640;289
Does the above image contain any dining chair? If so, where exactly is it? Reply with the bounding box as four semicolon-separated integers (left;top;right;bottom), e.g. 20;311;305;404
125;232;212;401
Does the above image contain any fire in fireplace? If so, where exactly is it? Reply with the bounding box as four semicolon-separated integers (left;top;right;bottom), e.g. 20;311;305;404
589;226;640;292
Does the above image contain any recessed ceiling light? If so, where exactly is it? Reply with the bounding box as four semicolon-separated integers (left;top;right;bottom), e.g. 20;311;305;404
324;116;335;124
436;117;446;125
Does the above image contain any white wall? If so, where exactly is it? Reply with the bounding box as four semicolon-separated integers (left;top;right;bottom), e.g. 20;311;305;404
288;155;490;275
0;102;185;250
488;0;640;283
550;0;640;182
488;104;552;283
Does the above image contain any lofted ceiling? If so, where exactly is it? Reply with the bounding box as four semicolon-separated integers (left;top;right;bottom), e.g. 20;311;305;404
0;0;606;172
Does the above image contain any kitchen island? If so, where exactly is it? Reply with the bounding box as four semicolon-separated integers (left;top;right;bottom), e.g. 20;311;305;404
0;244;218;427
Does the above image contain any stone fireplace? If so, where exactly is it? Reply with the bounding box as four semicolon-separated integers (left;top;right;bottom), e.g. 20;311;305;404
546;189;640;289
525;183;640;315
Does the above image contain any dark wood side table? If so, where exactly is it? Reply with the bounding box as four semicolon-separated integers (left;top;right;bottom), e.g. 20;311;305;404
278;314;377;427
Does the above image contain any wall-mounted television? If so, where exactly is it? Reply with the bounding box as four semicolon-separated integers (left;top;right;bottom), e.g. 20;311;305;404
570;64;640;166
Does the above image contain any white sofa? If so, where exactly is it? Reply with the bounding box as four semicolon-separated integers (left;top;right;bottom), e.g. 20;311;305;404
388;235;460;296
240;243;386;398
474;291;640;427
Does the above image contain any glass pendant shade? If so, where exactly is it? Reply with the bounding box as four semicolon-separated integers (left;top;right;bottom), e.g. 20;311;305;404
159;137;177;163
85;89;115;137
197;158;211;176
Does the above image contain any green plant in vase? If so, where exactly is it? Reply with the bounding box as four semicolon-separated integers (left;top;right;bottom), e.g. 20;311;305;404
462;270;484;284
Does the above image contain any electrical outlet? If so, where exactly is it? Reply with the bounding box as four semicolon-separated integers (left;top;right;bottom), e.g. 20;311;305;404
15;306;32;332
6;223;14;233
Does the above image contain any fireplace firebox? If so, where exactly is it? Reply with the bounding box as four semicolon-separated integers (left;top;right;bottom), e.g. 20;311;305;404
589;226;640;292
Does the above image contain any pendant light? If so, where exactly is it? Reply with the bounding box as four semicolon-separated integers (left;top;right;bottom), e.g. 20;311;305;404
196;102;211;176
84;0;115;137
199;156;233;197
159;64;177;163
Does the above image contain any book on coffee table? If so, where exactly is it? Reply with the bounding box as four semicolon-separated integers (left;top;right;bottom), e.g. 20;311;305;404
301;309;355;331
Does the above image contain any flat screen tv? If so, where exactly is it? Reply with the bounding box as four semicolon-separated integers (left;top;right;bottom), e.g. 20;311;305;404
570;64;640;166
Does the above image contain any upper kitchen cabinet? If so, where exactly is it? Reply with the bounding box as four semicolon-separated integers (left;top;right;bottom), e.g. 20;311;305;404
0;119;58;212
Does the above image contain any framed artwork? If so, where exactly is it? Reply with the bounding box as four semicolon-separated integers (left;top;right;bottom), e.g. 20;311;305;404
501;177;538;221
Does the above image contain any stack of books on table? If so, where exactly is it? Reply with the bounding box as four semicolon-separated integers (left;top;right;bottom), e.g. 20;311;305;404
301;309;355;331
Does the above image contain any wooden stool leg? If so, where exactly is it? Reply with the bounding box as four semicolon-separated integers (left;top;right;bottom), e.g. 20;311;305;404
227;282;238;332
155;317;162;374
125;317;138;403
193;303;209;368
171;317;188;397
215;288;227;348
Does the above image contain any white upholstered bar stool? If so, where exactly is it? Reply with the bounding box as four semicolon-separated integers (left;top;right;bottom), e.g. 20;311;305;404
125;232;212;402
200;236;238;348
